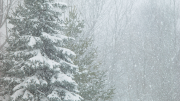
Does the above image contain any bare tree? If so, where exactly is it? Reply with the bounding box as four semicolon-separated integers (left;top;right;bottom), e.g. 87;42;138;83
0;0;17;51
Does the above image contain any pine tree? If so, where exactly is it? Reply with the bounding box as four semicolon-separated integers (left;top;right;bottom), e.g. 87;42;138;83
64;7;114;101
0;0;82;101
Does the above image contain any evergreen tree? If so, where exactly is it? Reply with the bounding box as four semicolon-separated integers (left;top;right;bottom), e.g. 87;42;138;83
0;0;82;101
64;7;114;101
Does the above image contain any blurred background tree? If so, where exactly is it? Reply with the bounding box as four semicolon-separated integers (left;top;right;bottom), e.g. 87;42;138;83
64;7;115;101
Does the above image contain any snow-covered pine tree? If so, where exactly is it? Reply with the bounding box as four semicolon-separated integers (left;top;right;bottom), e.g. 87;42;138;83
64;7;115;101
0;0;82;101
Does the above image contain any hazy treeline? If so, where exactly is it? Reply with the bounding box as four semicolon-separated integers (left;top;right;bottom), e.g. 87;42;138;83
71;0;180;100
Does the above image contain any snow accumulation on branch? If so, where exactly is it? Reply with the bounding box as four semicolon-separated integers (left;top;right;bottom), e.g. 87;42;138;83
11;88;25;101
13;76;40;91
28;36;41;47
2;77;21;83
60;59;78;70
48;87;82;101
64;91;82;101
22;90;34;100
11;76;41;101
41;32;70;44
13;49;40;58
54;46;76;58
28;37;36;47
29;51;61;70
51;72;77;86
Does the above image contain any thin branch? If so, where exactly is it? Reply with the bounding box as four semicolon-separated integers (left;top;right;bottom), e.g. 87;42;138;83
0;0;13;28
